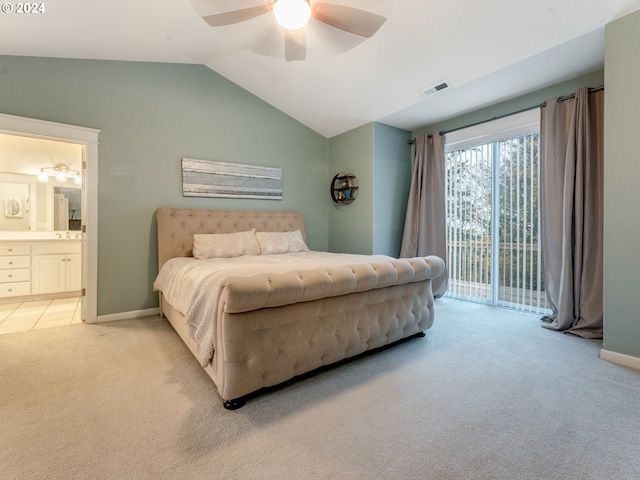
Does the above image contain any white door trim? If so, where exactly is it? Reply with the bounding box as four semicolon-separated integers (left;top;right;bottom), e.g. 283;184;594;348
0;113;100;323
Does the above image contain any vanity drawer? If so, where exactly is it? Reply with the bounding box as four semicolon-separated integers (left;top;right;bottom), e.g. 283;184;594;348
0;281;31;297
32;242;81;255
0;245;31;256
0;269;30;283
0;256;31;270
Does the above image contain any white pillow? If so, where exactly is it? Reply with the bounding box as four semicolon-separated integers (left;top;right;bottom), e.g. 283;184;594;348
255;230;309;255
192;229;260;259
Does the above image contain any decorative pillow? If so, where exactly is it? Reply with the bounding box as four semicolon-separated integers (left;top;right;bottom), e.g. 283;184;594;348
255;230;309;255
192;229;260;259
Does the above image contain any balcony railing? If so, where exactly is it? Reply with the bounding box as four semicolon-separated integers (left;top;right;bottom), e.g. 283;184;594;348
445;239;550;313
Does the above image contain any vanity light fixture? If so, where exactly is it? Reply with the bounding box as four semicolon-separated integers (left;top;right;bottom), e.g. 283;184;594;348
38;163;82;185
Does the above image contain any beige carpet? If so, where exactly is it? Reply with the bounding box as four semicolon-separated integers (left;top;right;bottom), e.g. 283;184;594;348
2;298;640;480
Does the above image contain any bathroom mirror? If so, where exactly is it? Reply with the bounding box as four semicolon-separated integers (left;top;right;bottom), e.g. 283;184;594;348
0;133;82;233
0;173;81;232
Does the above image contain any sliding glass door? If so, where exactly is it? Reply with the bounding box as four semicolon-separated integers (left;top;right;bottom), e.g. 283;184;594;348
445;132;549;313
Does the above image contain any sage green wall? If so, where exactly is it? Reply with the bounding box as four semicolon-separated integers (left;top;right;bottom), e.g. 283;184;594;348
328;122;411;256
413;70;604;137
328;124;374;254
0;56;328;316
373;123;412;257
603;10;640;359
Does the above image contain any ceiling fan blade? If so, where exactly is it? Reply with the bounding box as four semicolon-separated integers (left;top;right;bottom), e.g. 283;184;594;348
285;29;306;62
202;5;270;27
311;2;386;37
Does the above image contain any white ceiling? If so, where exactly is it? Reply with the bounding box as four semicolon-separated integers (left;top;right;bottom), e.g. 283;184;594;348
1;0;640;138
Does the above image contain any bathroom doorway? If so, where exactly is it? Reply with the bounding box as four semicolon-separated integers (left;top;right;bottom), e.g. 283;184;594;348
0;113;99;324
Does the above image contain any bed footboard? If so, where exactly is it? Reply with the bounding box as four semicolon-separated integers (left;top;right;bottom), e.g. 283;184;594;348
215;280;435;403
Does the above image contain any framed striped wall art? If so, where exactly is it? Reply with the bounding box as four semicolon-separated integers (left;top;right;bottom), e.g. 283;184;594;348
181;158;283;200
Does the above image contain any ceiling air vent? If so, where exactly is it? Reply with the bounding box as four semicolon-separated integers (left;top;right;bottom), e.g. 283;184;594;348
421;82;450;98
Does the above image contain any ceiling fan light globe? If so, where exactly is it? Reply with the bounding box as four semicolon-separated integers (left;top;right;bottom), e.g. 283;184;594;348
273;0;311;30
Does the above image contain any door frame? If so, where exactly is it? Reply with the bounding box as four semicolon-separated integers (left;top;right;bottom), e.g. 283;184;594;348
0;113;100;323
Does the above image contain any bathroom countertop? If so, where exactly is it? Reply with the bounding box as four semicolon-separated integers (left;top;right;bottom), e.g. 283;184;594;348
0;236;82;242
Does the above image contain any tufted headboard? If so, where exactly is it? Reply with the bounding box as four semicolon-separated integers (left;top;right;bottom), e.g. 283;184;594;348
156;208;306;269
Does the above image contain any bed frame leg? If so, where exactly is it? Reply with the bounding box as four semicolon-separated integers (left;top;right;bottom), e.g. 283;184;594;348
223;398;246;410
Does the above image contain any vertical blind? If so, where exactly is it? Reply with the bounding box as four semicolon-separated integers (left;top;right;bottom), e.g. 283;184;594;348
444;111;549;314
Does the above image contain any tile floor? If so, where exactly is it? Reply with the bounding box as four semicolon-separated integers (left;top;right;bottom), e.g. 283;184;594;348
0;297;82;335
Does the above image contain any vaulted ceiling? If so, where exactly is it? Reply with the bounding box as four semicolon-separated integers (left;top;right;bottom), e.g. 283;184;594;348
2;0;640;138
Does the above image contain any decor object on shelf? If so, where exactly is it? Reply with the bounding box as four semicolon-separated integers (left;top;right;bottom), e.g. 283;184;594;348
182;158;283;200
38;164;82;185
330;172;358;204
69;202;80;220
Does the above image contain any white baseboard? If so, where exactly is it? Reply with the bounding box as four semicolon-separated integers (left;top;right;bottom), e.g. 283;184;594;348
600;348;640;371
95;307;160;323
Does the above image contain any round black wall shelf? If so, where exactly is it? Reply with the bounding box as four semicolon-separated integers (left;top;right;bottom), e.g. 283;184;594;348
331;173;358;204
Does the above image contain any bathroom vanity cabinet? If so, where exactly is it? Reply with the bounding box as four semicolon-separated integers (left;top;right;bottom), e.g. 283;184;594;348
0;240;81;299
0;244;31;298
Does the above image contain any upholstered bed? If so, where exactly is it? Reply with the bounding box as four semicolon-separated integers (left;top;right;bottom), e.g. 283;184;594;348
154;207;445;409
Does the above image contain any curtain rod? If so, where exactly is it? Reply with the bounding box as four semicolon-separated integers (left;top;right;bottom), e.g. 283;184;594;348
557;84;604;103
407;104;541;144
407;85;604;144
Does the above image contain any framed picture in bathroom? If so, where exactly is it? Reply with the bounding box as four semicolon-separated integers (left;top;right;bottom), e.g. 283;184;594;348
4;198;22;218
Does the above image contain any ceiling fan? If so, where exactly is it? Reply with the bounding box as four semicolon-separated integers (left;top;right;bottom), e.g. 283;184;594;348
196;0;387;62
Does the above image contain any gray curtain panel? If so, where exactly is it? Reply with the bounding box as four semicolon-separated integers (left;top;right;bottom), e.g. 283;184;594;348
539;87;604;338
400;134;447;296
